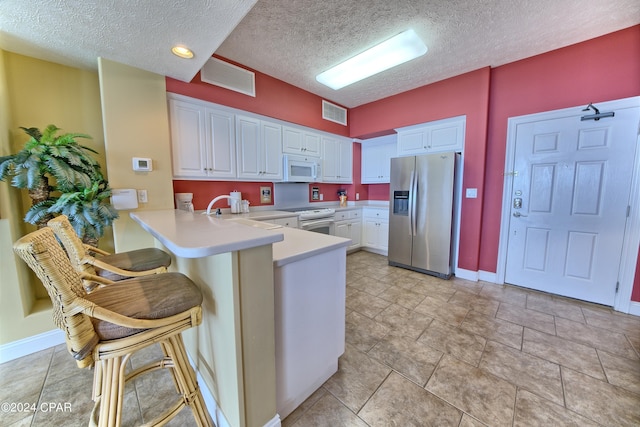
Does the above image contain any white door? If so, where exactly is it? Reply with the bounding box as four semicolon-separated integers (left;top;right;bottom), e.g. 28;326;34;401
504;103;639;305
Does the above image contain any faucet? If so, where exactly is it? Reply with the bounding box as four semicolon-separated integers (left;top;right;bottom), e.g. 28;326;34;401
206;195;233;215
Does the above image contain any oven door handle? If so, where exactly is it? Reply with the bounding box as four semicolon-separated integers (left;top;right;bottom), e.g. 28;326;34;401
300;218;333;228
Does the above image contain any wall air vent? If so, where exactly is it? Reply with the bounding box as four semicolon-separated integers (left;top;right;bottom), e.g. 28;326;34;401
322;100;347;126
200;57;256;97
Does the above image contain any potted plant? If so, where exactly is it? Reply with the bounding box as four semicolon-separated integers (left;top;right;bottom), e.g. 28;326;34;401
0;124;118;243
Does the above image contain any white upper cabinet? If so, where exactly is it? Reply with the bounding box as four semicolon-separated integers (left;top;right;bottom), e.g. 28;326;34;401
396;115;465;156
282;126;322;157
322;136;352;183
169;97;235;179
236;115;283;180
361;134;397;184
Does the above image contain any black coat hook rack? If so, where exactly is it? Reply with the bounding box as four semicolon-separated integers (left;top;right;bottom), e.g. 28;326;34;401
581;103;615;121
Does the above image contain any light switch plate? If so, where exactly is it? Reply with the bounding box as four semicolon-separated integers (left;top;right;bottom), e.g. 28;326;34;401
465;188;478;198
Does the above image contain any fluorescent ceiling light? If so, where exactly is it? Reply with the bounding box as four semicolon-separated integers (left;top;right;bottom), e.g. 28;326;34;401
316;29;427;90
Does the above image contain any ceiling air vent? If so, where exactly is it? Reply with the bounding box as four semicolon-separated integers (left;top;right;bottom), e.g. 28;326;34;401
322;100;347;126
200;57;256;97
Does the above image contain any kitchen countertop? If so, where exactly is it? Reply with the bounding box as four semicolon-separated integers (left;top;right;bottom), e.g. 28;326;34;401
131;210;350;266
131;209;284;258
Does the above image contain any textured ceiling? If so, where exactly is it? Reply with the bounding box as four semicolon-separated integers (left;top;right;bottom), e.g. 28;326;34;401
1;0;638;108
0;0;257;82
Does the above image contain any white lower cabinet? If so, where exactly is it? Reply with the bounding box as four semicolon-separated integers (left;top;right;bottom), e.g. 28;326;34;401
335;210;361;251
272;216;299;228
362;207;389;254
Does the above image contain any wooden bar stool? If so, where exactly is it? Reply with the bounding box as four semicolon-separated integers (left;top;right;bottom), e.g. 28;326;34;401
48;215;171;281
13;227;213;427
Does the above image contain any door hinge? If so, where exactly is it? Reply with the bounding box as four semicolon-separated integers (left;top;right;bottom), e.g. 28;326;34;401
615;282;620;293
627;205;631;217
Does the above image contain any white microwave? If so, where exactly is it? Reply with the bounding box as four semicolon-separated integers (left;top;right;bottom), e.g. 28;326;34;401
282;154;321;182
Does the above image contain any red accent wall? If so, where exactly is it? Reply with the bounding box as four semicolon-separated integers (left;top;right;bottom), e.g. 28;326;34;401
173;180;274;210
350;68;492;272
482;26;640;301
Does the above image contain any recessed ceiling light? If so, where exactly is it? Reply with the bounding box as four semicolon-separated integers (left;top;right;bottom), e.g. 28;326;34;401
171;45;194;59
316;29;427;90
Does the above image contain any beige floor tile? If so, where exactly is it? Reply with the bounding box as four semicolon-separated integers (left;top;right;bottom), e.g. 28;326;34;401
373;303;433;340
460;311;523;350
345;310;390;352
514;389;600;427
377;285;426;310
282;387;327;427
629;335;640;356
459;414;489;426
479;283;528;307
451;277;485;295
7;414;34;427
497;303;556;335
32;371;97;427
555;317;638;359
367;332;443;386
562;367;640;426
379;274;421;290
346;289;392;318
288;393;368;427
359;371;462;426
525;292;586;323
448;291;500;317
581;306;640;338
597;349;640;395
522;328;605;380
323;344;391;413
479;341;564;405
350;276;391;296
409;279;456;301
414;296;470;326
417;320;486;367
426;355;516;427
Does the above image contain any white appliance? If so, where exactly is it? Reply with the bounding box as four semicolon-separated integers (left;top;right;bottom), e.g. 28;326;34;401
283;154;320;182
297;208;335;235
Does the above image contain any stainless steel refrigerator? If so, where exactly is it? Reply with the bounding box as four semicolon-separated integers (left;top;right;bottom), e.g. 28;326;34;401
388;152;457;278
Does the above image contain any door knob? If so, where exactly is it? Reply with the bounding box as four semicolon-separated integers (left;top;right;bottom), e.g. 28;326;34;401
513;212;528;218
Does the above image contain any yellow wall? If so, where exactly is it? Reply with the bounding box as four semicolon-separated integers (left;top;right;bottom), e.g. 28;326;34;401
0;51;109;344
97;58;174;252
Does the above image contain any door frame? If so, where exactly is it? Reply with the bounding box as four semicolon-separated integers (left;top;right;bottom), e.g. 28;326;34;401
496;96;640;313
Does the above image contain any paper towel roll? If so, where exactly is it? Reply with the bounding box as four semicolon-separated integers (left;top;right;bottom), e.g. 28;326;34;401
229;191;242;206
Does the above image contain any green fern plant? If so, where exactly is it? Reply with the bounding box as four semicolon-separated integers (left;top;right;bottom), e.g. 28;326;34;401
1;125;118;240
25;178;118;246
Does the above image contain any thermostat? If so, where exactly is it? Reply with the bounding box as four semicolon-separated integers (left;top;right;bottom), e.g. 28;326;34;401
132;157;152;171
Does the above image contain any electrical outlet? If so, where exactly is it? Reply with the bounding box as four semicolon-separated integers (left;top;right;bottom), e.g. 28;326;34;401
319;194;324;201
137;189;148;203
356;193;360;200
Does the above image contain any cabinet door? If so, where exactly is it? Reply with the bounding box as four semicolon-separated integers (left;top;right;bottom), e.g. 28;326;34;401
361;141;394;184
261;122;283;180
397;129;428;156
429;121;464;151
378;220;389;250
169;99;208;177
363;218;379;247
236;115;261;178
303;132;321;156
206;108;236;178
338;139;352;182
335;222;349;240
282;126;304;154
349;220;362;248
322;137;339;182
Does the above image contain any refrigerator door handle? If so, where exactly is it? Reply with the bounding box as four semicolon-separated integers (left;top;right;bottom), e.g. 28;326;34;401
410;170;418;236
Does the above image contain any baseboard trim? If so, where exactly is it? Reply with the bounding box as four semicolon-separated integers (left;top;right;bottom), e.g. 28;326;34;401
629;301;640;317
0;329;65;364
454;268;478;282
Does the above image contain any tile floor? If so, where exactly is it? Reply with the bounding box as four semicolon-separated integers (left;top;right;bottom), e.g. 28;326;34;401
2;251;640;426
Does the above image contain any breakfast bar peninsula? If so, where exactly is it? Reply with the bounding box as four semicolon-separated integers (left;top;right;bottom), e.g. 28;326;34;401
130;209;350;427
